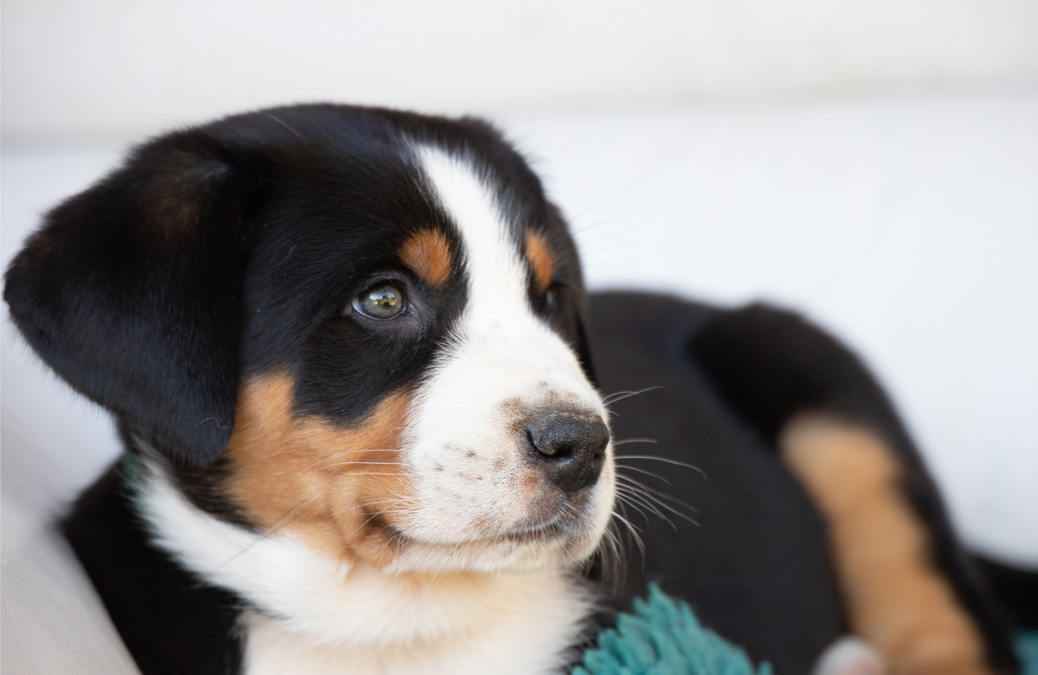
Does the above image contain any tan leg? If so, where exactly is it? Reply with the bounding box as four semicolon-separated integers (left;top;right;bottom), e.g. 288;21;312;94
780;415;991;675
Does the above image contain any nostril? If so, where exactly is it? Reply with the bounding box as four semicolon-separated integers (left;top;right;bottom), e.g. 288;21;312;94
524;410;610;493
526;416;584;459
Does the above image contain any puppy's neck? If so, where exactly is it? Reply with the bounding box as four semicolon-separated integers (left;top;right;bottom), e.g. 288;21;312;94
239;567;590;675
134;457;593;673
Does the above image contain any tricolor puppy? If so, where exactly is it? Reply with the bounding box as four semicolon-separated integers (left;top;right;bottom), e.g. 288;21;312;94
4;105;1020;675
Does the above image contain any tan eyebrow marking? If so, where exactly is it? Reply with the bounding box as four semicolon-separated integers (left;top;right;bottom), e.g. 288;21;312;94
400;229;452;286
525;231;555;293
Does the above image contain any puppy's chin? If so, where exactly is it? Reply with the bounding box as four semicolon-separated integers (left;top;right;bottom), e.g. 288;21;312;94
385;463;616;575
383;525;605;575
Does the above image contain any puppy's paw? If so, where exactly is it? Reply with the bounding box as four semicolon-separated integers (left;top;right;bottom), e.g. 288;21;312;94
812;637;887;675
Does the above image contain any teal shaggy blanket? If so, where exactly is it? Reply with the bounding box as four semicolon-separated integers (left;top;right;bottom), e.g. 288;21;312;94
575;585;1038;675
575;585;772;675
1017;632;1038;675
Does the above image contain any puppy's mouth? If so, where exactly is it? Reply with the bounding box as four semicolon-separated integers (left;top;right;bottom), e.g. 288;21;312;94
359;466;615;573
394;519;568;548
500;488;598;540
386;495;597;549
502;516;569;543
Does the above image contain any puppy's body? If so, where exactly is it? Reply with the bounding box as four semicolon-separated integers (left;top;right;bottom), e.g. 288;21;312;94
590;293;1018;673
5;105;1019;674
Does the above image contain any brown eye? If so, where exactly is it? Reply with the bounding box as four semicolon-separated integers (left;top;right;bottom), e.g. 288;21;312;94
353;283;406;320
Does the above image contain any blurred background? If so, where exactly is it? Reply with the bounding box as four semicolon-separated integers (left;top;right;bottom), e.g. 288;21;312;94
2;2;1037;667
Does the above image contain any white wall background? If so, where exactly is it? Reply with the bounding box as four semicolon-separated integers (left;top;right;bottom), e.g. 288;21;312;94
3;0;1037;574
4;0;1037;144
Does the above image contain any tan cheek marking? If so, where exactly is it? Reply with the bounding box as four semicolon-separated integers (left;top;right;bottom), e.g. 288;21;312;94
525;231;555;293
780;415;991;675
224;373;414;568
399;229;452;286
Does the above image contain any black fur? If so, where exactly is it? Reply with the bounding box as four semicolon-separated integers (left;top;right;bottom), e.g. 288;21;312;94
5;104;589;520
685;300;1018;671
62;465;245;675
587;292;1019;672
4;105;1024;674
974;556;1038;629
587;293;846;673
4;133;252;465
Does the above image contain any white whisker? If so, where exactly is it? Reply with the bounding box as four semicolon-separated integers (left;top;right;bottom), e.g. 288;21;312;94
602;386;663;406
613;463;673;486
616;475;699;526
615;454;707;479
612;437;658;447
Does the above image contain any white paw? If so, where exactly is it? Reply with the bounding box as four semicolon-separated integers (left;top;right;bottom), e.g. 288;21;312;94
811;637;887;675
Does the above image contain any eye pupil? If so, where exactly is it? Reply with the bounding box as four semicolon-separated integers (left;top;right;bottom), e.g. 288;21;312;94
354;284;405;320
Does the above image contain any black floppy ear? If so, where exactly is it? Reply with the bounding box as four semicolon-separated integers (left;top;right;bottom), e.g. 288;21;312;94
4;131;255;465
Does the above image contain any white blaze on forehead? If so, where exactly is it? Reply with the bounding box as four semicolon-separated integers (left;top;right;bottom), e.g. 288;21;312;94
407;144;612;554
416;146;532;320
412;142;595;395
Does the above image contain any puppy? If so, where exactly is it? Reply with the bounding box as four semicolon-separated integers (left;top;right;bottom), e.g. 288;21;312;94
4;104;1019;674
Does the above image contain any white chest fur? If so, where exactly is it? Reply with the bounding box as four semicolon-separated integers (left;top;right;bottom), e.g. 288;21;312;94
137;465;593;674
240;568;591;675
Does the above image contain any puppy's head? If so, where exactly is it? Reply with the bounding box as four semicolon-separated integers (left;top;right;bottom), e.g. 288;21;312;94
5;105;614;573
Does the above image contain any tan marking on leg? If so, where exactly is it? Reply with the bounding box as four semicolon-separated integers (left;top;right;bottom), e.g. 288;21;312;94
224;373;415;568
780;415;991;675
525;231;555;293
400;229;452;286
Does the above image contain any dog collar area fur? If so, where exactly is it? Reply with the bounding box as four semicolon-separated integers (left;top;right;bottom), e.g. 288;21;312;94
120;451;145;498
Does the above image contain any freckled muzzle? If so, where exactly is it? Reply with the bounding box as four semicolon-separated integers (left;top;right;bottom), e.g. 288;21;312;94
524;410;610;494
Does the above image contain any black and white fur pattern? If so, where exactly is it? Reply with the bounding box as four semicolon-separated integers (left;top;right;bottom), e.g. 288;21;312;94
4;104;1021;675
134;141;612;674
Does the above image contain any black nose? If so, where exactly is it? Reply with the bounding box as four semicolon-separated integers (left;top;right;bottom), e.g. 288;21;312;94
525;411;609;493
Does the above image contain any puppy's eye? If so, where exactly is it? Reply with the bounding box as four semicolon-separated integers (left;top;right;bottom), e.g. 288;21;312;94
543;282;567;313
544;287;558;312
353;283;406;320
